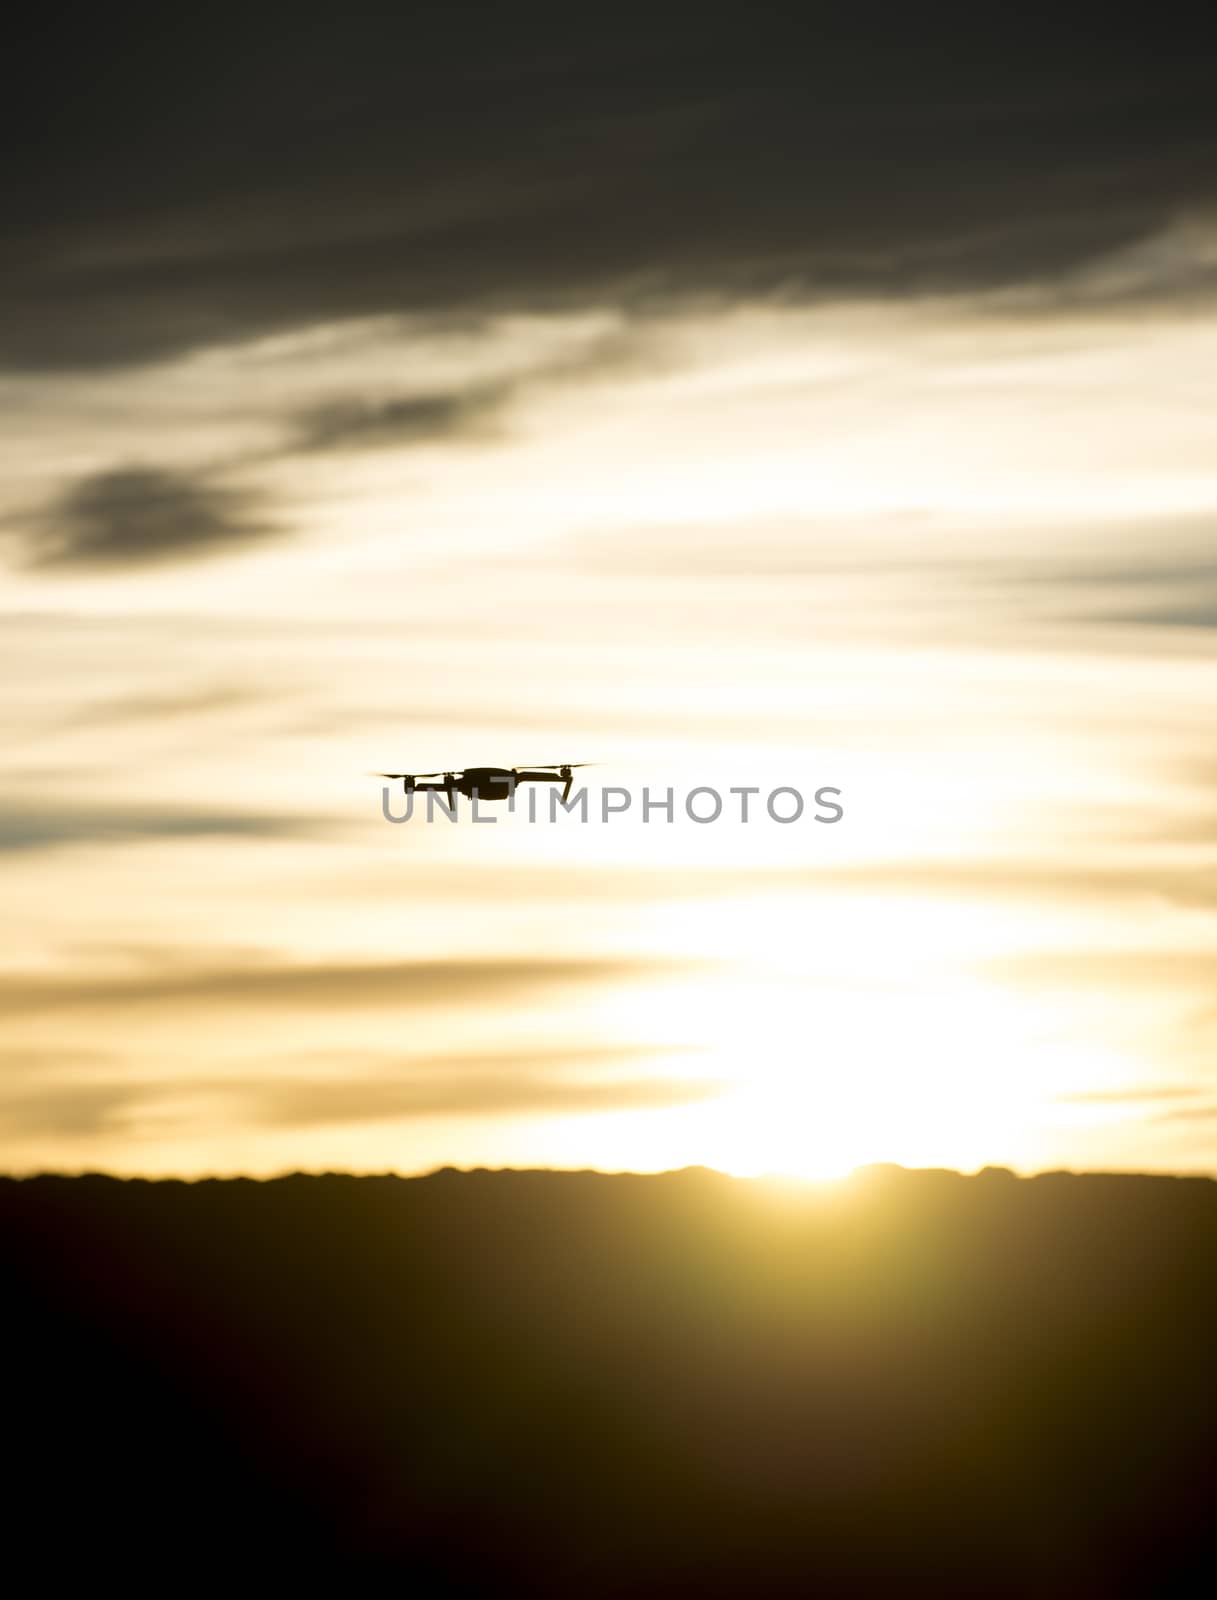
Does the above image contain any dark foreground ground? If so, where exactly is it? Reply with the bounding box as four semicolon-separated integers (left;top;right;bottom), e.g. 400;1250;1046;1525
4;1165;1216;1594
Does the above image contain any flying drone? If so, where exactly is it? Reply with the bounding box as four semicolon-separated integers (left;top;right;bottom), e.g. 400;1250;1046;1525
372;764;594;807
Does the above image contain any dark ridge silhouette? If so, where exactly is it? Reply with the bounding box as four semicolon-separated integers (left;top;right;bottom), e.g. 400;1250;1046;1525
4;1166;1216;1594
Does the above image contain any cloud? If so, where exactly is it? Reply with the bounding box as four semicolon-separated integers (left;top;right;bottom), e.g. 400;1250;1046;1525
288;329;655;454
332;854;1217;920
988;950;1217;992
1070;600;1217;632
0;1073;718;1139
1027;550;1217;633
2;328;665;571
57;685;265;727
0;1045;718;1139
291;381;512;453
815;859;1217;915
20;467;274;569
552;518;1217;643
249;1065;721;1129
1154;1103;1217;1123
0;1084;134;1138
0;802;322;854
0;954;694;1016
4;9;1216;370
1056;1085;1203;1105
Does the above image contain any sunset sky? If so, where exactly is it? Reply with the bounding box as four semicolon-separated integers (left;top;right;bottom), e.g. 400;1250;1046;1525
4;7;1217;1179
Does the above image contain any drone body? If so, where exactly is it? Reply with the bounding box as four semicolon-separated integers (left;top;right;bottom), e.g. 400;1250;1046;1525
373;763;592;806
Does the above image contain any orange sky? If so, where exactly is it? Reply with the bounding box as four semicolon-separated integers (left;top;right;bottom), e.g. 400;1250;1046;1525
4;291;1217;1178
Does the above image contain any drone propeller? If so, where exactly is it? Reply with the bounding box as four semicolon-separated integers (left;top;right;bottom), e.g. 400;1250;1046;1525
371;764;598;780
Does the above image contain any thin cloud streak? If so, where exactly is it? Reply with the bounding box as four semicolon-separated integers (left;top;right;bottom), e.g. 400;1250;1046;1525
250;1071;723;1129
55;685;267;727
989;951;1217;992
0;802;327;854
0;1046;720;1139
0;955;699;1016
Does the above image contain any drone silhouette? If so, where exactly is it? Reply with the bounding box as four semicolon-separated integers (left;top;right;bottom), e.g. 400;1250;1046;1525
372;764;594;807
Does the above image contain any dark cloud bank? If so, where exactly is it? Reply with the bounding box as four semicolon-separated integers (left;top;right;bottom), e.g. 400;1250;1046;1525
10;9;1216;572
3;6;1216;372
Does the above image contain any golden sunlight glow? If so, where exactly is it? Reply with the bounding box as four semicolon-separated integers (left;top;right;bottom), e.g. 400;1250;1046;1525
4;295;1217;1179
